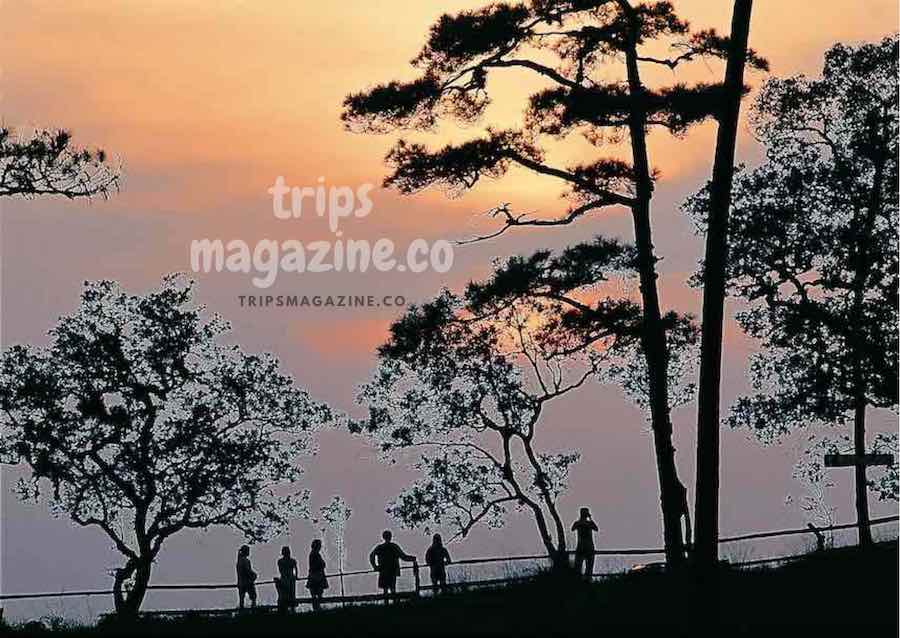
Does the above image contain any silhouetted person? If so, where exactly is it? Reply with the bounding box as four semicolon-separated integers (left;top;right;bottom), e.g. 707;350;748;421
236;545;257;609
306;539;329;611
369;530;416;603
572;507;598;580
425;533;452;594
275;545;298;613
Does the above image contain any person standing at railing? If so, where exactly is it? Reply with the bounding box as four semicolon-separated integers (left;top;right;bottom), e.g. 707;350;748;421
275;546;298;613
425;533;452;594
236;545;258;609
306;539;329;611
369;530;417;604
572;507;599;580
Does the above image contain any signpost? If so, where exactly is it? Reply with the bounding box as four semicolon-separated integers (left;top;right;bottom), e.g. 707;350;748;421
824;452;895;546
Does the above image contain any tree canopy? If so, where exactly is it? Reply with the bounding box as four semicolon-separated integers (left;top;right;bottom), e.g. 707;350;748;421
685;36;899;526
0;127;120;199
342;0;766;239
343;0;766;564
355;237;695;560
690;36;899;439
0;275;331;614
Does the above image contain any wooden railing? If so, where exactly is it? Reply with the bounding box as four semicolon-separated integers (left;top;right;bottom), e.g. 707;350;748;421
0;515;896;612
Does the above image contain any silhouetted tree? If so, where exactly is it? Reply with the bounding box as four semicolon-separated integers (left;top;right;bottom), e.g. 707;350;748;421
0;275;330;615
686;36;899;547
0;127;119;199
464;237;699;415
693;0;758;569
356;238;695;565
343;0;765;565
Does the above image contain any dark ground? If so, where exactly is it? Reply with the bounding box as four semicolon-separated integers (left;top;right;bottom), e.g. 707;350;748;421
3;542;897;637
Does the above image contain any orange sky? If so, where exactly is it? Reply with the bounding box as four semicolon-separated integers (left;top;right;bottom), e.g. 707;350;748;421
2;1;897;215
1;1;897;618
3;1;895;335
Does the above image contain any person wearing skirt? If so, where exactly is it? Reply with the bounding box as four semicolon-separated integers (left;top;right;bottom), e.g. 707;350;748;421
306;539;329;610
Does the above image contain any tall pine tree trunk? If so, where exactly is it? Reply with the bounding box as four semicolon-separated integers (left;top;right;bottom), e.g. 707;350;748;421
631;194;688;568
693;0;754;569
620;17;686;566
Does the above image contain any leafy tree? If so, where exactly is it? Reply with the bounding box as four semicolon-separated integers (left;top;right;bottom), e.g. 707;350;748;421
343;0;765;564
686;36;899;547
693;0;758;568
356;238;695;564
0;127;119;199
0;275;330;615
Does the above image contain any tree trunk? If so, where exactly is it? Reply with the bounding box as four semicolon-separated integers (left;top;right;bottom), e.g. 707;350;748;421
632;197;688;569
693;0;754;569
621;34;686;567
847;108;887;549
503;435;567;568
113;556;153;617
521;435;568;563
545;504;569;570
526;490;568;569
528;501;567;569
853;400;873;547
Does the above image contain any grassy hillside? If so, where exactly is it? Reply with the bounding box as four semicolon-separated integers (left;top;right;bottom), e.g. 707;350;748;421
4;542;896;636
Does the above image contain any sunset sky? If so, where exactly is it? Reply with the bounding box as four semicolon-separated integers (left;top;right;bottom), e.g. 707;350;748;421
1;0;898;620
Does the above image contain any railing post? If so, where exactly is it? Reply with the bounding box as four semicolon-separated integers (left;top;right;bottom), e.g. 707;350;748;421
413;562;420;597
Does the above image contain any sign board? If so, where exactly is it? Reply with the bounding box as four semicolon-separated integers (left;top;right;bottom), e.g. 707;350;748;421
824;453;894;468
